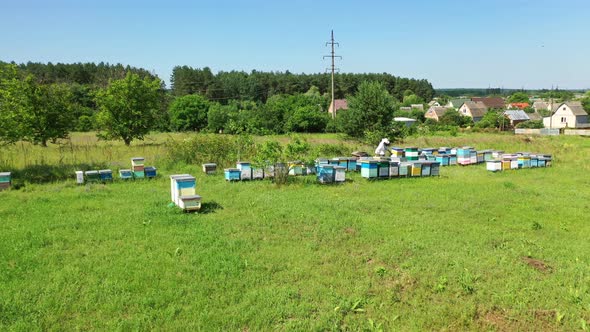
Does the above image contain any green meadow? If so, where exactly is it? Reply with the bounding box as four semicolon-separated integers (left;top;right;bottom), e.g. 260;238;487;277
1;133;590;331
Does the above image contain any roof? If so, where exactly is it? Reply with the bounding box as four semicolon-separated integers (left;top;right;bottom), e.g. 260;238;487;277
463;101;488;118
428;100;440;106
399;107;412;111
411;104;424;110
508;102;530;109
393;117;417;122
427;106;450;117
532;101;549;110
527;112;542;121
333;99;348;110
449;98;469;108
503;110;530;121
556;101;588;116
471;97;505;109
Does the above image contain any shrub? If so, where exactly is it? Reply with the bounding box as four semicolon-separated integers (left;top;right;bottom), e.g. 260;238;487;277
516;120;544;129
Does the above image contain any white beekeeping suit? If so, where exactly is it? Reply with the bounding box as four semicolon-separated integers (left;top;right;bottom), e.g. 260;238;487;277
374;138;390;156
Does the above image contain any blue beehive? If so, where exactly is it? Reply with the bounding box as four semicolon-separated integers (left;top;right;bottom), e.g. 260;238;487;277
99;169;113;181
431;162;441;176
399;162;411;177
85;170;100;182
421;162;431;176
481;150;494;162
346;158;357;172
237;161;252;180
449;154;457;165
0;172;11;191
224;168;241;181
530;155;538;168
317;165;335;184
119;169;133;180
377;161;389;178
361;160;378;179
436;154;450;166
145;166;157;178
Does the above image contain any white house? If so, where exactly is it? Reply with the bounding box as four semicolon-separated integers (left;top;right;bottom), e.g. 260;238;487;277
543;101;589;128
459;101;488;122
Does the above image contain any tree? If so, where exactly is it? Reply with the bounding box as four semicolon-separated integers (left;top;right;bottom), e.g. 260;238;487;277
337;81;396;138
507;92;530;104
0;64;25;144
20;78;75;146
95;72;162;146
285;105;329;133
581;91;590;112
402;93;424;107
168;94;210;131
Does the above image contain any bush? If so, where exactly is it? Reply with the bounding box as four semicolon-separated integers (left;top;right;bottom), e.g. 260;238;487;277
516;120;544;129
165;134;255;167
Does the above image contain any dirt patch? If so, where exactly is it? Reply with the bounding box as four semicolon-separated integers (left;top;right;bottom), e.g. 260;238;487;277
483;311;510;331
522;257;552;273
344;227;357;235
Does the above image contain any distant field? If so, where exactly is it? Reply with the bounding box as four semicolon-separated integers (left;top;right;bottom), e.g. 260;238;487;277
1;133;590;330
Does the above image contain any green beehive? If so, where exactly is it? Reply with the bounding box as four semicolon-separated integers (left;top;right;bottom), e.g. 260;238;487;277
0;172;11;191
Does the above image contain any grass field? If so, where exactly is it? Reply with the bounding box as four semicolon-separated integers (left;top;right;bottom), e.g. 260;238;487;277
1;133;590;331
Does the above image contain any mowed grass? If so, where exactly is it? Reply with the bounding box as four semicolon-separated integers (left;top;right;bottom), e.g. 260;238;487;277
1;133;590;331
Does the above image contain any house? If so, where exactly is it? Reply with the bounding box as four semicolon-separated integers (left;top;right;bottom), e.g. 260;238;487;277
532;101;549;112
327;99;348;116
527;112;542;121
503;110;530;127
393;117;417;127
399;106;412;112
428;100;440;107
425;106;452;122
543;101;589;128
507;102;530;110
447;98;470;109
471;97;505;109
459;101;488;122
410;104;424;111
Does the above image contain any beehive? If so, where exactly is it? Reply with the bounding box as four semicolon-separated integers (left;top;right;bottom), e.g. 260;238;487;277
517;155;531;169
420;162;431;177
449;154;457;166
346;158;357;172
431;162;441;176
174;176;196;205
178;194;202;212
360;160;378;179
486;160;502;172
264;165;275;178
391;147;405;158
131;157;145;167
334;166;346;183
119;169;133;180
377;161;389;178
85;170;100;182
470;150;478;164
170;174;191;202
399;162;411;177
481;150;494;162
202;163;217;174
476;151;484;164
145;166;157;178
501;160;511;170
131;157;146;178
317;165;335;184
252;167;264;180
288;161;303;176
0;172;12;191
530;155;538;168
492;150;504;159
405;147;419;161
436;154;450;166
438;147;451;154
389;161;399;177
99;169;113;181
411;162;422;177
237;162;252;180
75;171;84;184
537;157;547;167
224;168;241;181
457;147;473;165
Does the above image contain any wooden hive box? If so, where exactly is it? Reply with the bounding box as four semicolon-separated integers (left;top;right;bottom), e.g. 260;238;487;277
170;174;192;202
119;169;133;180
391;147;405;158
487;160;502;172
389;161;399;178
420;161;432;177
377;161;390;178
264;165;275;178
436;154;449;166
75;171;84;184
530;155;538;168
360;160;378;179
0;172;11;191
237;162;252;180
131;157;145;167
480;150;494;162
449;154;457;166
85;170;100;182
470;150;478;164
99;169;113;181
252;167;264;180
397;162;410;177
334;166;346;183
411;162;423;177
174;176;196;206
346;158;357;172
144;166;157;178
178;194;201;212
317;165;335;184
288;161;303;176
430;162;441;176
202;163;217;174
224;168;241;181
404;147;419;161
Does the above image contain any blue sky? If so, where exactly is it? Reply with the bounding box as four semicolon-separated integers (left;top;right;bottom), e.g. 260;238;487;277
1;0;589;89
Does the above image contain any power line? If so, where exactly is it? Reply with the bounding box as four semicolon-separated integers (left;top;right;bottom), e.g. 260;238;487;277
324;30;341;119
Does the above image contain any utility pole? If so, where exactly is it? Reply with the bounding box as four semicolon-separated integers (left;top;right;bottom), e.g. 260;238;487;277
324;30;341;119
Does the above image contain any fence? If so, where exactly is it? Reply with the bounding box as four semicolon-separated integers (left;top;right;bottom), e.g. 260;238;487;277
564;129;590;136
514;128;559;136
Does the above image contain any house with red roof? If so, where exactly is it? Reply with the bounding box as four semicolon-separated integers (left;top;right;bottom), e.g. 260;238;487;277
328;99;348;116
